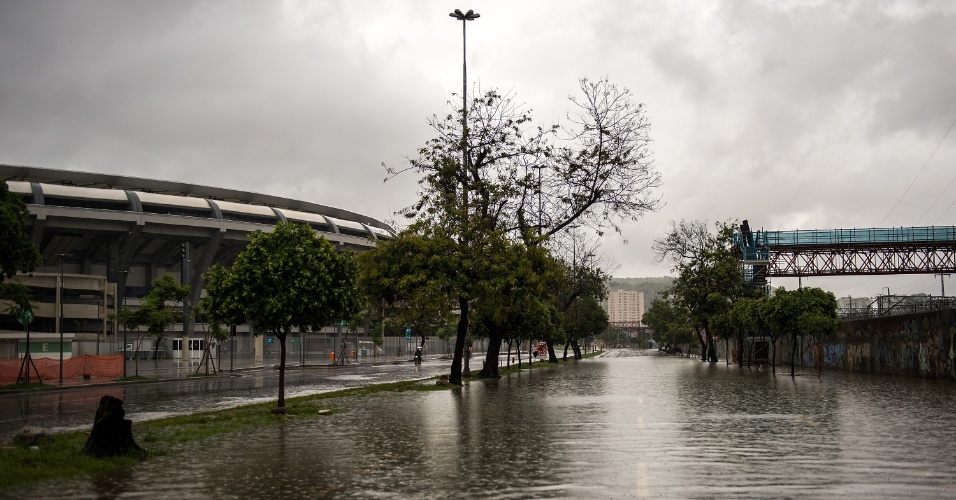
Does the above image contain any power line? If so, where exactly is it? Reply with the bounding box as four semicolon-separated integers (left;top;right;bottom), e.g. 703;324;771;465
933;196;956;225
881;116;956;226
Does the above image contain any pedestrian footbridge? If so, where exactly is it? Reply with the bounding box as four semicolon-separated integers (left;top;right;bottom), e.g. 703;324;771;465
734;221;956;286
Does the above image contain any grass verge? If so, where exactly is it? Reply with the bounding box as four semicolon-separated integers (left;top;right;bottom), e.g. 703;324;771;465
1;352;602;491
0;382;51;392
0;378;436;491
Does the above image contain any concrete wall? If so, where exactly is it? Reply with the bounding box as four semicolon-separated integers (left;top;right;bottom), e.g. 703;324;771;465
777;309;956;380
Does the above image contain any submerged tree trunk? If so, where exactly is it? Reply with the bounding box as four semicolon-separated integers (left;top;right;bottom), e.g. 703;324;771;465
563;341;570;360
449;298;468;385
736;330;745;367
275;331;288;413
478;329;503;379
546;340;559;363
706;330;719;363
571;339;582;359
790;332;797;377
770;334;777;374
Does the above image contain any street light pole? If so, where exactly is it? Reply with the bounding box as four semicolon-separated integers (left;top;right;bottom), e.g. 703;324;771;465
449;8;479;226
449;7;479;377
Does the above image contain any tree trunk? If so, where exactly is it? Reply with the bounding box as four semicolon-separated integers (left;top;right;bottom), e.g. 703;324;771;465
706;330;719;363
736;330;745;367
770;335;777;374
449;297;468;385
790;332;797;377
546;340;559;363
563;341;570;360
571;339;582;359
82;395;146;459
276;331;287;413
477;329;503;379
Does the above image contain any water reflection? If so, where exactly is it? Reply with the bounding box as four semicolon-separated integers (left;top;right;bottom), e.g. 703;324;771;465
10;354;956;499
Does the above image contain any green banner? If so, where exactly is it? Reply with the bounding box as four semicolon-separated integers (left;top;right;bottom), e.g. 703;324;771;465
18;341;72;354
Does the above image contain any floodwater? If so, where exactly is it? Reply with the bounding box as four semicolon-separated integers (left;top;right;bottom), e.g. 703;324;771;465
8;351;956;498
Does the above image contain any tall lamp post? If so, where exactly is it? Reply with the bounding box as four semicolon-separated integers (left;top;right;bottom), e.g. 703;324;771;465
56;253;67;386
449;8;479;193
449;7;478;377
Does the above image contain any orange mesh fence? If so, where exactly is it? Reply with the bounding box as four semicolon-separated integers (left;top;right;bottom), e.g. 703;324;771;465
0;355;124;385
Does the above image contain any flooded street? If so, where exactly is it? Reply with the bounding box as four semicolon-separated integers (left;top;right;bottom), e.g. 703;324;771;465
8;351;956;498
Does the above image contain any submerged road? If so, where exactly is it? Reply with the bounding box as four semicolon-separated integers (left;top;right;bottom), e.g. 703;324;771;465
10;350;956;498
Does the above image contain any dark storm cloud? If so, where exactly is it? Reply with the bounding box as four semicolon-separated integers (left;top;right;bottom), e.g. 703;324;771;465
2;0;954;299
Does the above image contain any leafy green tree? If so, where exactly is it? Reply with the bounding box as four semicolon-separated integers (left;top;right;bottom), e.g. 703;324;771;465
191;301;231;375
766;287;837;376
643;297;695;354
207;222;359;412
655;221;754;362
722;296;768;366
386;78;661;384
562;296;608;357
0;182;42;282
356;228;459;356
118;274;190;376
470;239;561;376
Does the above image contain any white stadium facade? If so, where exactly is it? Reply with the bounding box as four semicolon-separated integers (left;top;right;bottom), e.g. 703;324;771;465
1;164;395;363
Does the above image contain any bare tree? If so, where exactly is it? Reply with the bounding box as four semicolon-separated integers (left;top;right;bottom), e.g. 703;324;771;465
652;219;711;267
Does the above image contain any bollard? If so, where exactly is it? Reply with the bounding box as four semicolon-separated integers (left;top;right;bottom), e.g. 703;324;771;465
330;351;335;362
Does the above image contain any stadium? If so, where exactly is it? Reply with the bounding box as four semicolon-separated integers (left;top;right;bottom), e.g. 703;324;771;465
1;164;397;378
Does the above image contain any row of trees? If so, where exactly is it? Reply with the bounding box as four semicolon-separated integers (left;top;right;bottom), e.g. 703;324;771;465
1;76;660;413
643;219;838;375
370;77;660;385
197;77;660;410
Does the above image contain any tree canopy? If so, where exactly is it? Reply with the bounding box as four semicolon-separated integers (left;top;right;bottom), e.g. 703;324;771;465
379;77;658;383
0;182;41;283
655;220;754;362
118;274;190;375
204;221;359;412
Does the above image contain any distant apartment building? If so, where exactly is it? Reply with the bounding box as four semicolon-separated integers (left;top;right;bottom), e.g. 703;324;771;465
607;289;644;326
837;296;873;310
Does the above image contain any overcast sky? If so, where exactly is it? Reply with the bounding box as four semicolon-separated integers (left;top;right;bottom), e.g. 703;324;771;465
2;1;955;300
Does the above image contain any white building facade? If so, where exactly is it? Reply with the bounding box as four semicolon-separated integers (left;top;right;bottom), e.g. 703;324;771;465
607;289;644;327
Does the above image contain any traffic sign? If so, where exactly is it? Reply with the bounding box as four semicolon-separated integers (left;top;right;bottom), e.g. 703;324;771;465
17;309;34;326
405;327;411;340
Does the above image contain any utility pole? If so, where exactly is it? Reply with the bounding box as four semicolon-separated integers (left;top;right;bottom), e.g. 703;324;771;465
934;273;950;297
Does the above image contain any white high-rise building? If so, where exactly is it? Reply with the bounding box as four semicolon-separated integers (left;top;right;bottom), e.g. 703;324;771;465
607;289;644;326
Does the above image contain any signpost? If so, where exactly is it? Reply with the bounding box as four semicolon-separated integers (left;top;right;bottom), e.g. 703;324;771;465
17;309;40;384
